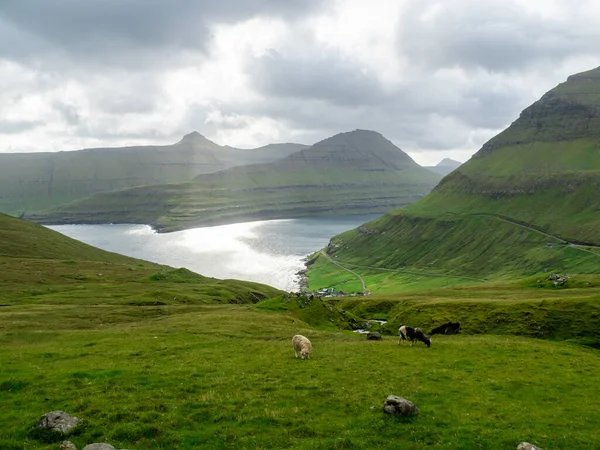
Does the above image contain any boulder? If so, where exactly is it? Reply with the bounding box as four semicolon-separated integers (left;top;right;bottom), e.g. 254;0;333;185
60;442;77;450
517;443;543;450
37;411;80;434
82;444;116;450
366;332;382;340
383;395;419;417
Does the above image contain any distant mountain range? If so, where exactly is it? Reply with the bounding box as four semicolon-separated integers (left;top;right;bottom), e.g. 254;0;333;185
0;132;306;216
424;158;462;175
27;130;442;231
316;66;600;282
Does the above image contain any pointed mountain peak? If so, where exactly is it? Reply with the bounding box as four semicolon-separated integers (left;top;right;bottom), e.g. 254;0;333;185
180;131;208;142
177;131;221;149
437;158;462;167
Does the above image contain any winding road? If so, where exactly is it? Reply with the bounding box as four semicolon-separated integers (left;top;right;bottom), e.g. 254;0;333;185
319;250;366;291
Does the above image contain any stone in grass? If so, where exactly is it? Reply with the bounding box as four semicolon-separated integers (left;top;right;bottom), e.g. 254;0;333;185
366;332;382;340
60;442;77;450
37;411;80;434
517;443;544;450
82;444;117;450
383;395;419;417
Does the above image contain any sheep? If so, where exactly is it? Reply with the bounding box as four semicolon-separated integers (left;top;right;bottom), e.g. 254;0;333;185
398;325;431;347
292;335;312;359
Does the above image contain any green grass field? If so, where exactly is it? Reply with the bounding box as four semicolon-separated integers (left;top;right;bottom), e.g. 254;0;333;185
3;299;600;449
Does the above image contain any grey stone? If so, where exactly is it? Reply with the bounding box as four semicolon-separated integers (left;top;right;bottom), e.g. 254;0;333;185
82;444;116;450
60;441;77;450
366;332;382;340
383;395;419;417
517;443;543;450
37;411;80;434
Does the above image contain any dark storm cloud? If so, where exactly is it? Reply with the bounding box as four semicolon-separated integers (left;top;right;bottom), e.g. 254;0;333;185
396;0;600;72
0;0;325;67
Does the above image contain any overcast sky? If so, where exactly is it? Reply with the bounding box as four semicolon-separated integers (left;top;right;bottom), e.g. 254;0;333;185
1;0;600;165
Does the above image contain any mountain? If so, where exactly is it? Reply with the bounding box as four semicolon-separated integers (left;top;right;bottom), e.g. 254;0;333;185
0;132;307;216
312;67;600;282
424;158;462;175
27;130;442;231
0;212;281;303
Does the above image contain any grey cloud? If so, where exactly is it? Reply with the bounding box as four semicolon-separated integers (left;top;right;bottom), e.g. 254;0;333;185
0;119;42;134
248;50;385;107
243;48;531;151
53;102;81;126
0;0;325;68
396;0;600;73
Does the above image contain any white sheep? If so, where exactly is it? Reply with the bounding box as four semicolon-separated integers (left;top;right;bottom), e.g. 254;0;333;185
292;335;312;360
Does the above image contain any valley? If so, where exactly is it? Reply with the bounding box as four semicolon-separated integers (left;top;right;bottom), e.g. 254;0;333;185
2;63;600;449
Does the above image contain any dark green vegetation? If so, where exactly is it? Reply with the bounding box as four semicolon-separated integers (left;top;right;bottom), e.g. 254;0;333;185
307;67;600;285
3;200;600;448
0;131;306;216
28;130;442;231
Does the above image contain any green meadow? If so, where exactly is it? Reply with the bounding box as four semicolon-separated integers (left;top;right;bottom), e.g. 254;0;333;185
3;298;600;450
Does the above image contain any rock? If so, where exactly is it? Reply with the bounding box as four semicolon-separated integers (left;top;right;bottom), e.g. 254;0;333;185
82;444;116;450
366;332;382;340
517;443;543;450
37;411;80;434
383;395;419;417
60;442;77;450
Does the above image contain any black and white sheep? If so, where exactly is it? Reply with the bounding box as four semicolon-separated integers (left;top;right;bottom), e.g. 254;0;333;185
398;325;431;347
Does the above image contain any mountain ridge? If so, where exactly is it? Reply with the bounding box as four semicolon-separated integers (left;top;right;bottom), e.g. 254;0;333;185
27;129;442;231
311;66;600;284
0;133;308;216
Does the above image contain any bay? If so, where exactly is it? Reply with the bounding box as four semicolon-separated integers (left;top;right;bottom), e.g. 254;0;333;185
48;215;379;291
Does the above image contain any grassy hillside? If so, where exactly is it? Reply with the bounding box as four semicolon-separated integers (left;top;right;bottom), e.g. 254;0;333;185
2;287;600;449
3;211;600;448
27;130;442;231
306;67;600;286
0;212;281;305
0;132;306;216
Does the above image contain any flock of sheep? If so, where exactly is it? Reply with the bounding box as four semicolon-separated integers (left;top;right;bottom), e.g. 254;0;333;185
292;325;431;359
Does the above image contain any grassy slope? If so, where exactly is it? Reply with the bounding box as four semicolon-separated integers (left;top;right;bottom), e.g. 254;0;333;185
2;295;600;449
306;67;600;286
0;212;281;305
27;130;442;231
0;133;306;216
3;205;600;448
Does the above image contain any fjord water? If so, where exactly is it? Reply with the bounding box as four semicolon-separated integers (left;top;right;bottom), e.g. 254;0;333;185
48;215;379;291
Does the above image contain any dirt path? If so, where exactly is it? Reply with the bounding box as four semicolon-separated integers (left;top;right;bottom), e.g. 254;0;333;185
320;250;366;291
476;213;600;258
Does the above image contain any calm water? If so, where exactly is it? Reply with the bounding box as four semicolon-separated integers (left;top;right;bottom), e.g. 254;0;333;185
48;215;379;291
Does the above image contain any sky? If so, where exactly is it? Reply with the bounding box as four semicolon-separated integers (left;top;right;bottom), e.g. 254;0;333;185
1;0;600;166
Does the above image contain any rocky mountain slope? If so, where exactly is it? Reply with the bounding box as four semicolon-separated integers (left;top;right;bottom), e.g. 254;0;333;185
28;130;442;231
317;67;600;280
0;132;306;216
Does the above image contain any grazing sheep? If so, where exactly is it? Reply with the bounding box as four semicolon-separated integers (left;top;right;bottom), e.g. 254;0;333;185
398;326;431;347
292;335;312;359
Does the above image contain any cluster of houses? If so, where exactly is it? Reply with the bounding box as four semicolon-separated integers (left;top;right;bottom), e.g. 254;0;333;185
308;287;371;298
